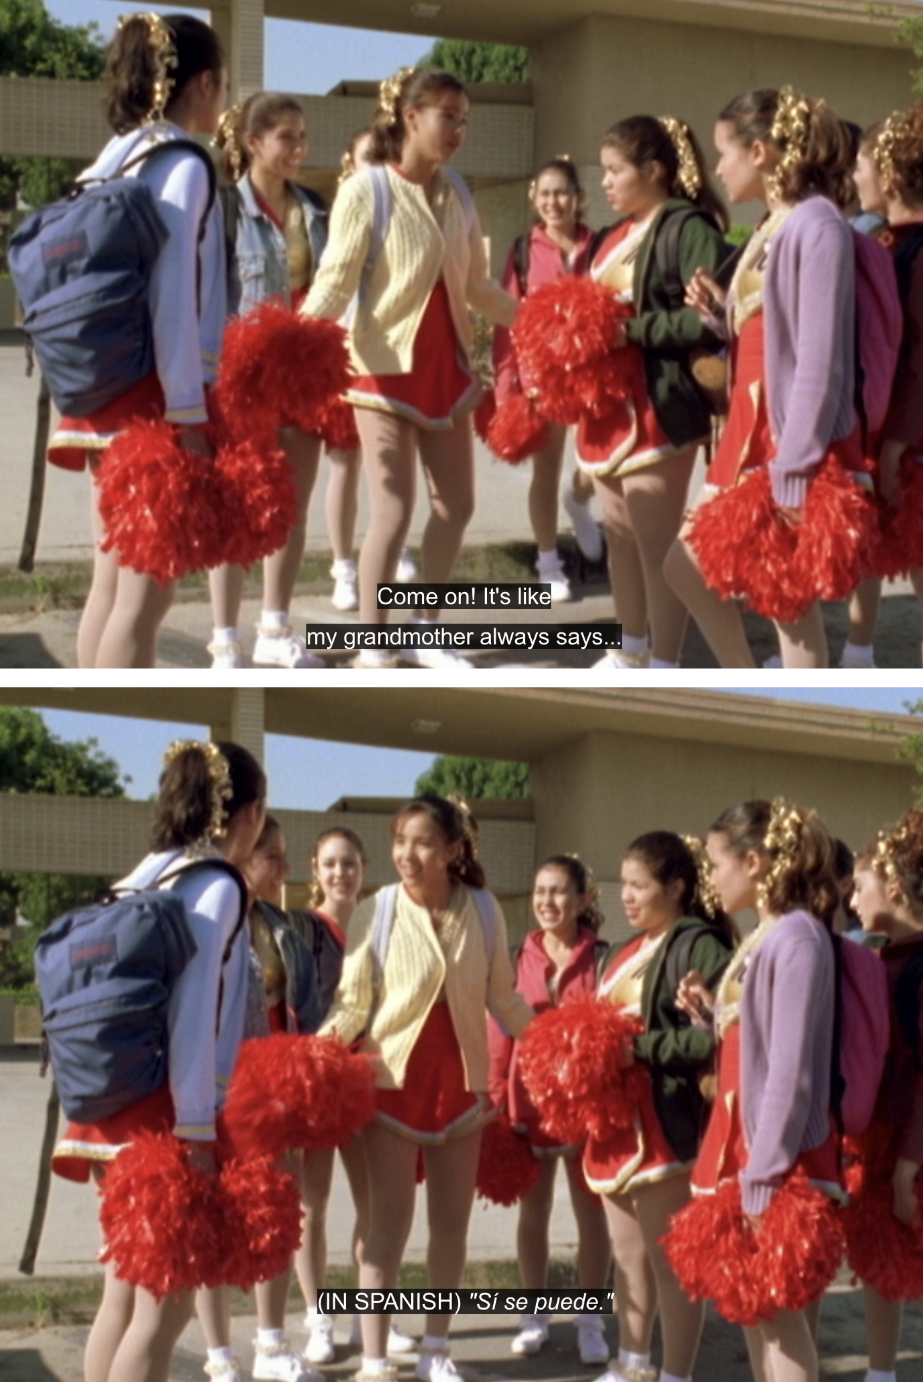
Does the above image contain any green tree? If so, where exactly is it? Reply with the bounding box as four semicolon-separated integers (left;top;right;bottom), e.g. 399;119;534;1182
418;37;529;84
0;708;126;985
0;0;106;260
414;755;530;799
894;13;923;94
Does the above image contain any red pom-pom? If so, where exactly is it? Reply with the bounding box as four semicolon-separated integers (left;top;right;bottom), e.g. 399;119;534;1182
317;397;361;453
476;1115;540;1205
518;997;648;1144
99;1132;223;1297
872;458;923;579
96;419;218;583
512;280;637;425
689;461;874;623
843;1178;923;1301
211;438;296;570
486;394;550;465
663;1173;844;1325
216;304;352;445
215;1155;302;1290
474;390;496;444
223;1034;375;1160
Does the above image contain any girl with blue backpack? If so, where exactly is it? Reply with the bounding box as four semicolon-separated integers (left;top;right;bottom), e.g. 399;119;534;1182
207;93;329;672
45;13;228;669
51;739;266;1382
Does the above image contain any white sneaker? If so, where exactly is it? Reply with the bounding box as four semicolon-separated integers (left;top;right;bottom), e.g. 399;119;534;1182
576;1318;609;1366
348;1317;416;1354
563;488;604;562
840;648;876;669
204;1356;243;1382
253;625;324;669
536;559;572;604
590;648;650;674
396;550;418;582
254;1339;321;1382
402;641;475;671
353;649;398;669
510;1314;550;1356
208;638;244;670
331;559;359;612
303;1314;335;1365
415;1351;462;1382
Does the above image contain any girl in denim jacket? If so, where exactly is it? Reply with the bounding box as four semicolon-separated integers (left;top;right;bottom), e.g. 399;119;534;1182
208;93;329;671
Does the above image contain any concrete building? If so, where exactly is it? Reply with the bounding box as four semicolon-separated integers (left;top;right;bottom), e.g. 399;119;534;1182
0;687;917;944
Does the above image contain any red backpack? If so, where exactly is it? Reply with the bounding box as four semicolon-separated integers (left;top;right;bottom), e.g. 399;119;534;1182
852;231;903;450
830;933;890;1138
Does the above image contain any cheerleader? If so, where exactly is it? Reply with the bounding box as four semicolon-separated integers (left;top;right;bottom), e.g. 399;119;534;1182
664;89;867;669
844;811;923;1382
324;130;417;614
290;829;414;1363
302;68;518;670
488;856;611;1364
580;116;729;673
491;160;600;598
52;740;266;1382
320;795;533;1381
47;13;227;669
672;801;845;1382
591;833;734;1382
207;93;329;671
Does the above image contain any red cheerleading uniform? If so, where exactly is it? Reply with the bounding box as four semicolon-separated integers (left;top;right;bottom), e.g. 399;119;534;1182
48;373;167;473
375;998;487;1143
52;1083;176;1184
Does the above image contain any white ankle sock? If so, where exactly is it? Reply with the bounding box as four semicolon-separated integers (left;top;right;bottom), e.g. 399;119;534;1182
537;548;562;570
650;657;679;669
618;1350;651;1372
256;1328;285;1347
260;610;289;630
421;1333;448;1354
212;626;238;645
360;1358;390;1374
842;640;875;666
621;634;649;658
659;1372;690;1382
865;1370;897;1382
206;1346;235;1365
332;557;356;576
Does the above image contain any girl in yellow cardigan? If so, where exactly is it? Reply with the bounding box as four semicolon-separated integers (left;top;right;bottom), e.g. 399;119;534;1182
321;795;533;1382
303;68;518;669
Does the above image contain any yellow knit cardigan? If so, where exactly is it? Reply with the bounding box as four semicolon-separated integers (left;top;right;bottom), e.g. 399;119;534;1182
302;164;517;375
320;884;533;1091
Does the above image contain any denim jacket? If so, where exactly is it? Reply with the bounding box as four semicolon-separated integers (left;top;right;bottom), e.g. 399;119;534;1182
243;900;323;1038
230;173;328;317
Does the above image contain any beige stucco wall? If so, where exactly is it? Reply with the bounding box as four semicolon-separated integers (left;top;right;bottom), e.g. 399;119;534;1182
531;13;917;228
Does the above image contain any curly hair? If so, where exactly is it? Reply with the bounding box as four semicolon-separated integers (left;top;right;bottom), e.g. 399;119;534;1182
709;799;839;926
717;89;853;209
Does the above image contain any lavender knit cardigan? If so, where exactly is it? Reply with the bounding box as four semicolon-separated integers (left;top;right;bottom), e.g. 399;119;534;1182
763;196;857;508
739;908;835;1215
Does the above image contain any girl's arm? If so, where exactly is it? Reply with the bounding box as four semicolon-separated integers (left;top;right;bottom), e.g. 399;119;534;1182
465;206;519;328
491;241;526;401
625;214;728;351
485;897;534;1037
302;175;373;322
318;895;377;1044
488;1014;514;1109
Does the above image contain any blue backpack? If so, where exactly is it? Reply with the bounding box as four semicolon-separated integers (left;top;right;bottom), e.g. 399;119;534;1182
8;138;216;418
35;856;247;1123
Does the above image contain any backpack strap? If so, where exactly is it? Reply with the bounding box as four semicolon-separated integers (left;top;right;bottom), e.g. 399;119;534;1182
653;206;703;311
150;856;249;1031
370;882;499;987
829;930;846;1137
513;234;530;297
663;921;730;1003
356;165;392;312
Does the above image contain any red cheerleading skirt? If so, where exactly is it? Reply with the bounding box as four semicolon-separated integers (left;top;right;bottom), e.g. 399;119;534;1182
52;1083;175;1183
514;1117;580;1158
374;1001;488;1144
583;1077;689;1196
349;280;479;430
47;372;166;473
575;340;680;478
707;315;772;489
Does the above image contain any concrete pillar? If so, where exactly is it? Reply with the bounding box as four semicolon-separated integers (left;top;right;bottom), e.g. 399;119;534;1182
210;690;265;762
212;0;264;103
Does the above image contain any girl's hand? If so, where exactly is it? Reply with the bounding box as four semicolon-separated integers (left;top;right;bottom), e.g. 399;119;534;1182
612;319;627;349
893;1160;921;1229
179;424;213;460
686;267;726;319
776;504;803;529
619;1042;636;1069
675;970;714;1020
877;440;905;507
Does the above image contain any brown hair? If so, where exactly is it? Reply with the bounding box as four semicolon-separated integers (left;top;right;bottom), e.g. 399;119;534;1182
878;102;923;210
709;799;839;926
601;114;729;231
104;13;224;135
625;831;736;941
215;91;304;182
254;812;283;853
340;128;373;185
368;68;467;164
392;794;486;889
531;157;586;224
308;827;369;908
150;741;266;852
717;89;853;208
536;855;604;933
857;807;923;917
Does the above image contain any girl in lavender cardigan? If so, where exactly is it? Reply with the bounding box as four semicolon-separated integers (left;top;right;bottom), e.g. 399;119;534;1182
671;799;844;1382
665;90;870;670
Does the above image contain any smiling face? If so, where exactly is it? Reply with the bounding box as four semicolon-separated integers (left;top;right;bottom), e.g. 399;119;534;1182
314;832;366;912
243;823;290;906
713;118;767;206
392;810;459;897
620;856;684;938
247;109;307;181
534;167;580;236
403;91;469;166
600;143;667;219
532;864;585;941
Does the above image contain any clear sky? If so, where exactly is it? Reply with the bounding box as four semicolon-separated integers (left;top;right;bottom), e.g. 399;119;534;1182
26;688;923;808
46;2;436;94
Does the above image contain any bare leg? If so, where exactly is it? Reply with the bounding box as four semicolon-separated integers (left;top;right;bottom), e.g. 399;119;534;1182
417;421;476;590
775;606;828;669
358;1122;419;1359
105;1285;195;1382
516;1157;558;1288
742;1324;772;1382
295;1146;336;1311
593;474;648;642
340;1134;371;1277
255;1267;294;1331
419;1129;482;1342
529;426;567;552
862;1282;903;1373
207;562;247;630
262;429;322;614
195;1284;230;1350
563;1157;612;1290
93;566;176;668
757;1306;818;1382
664;522;757;668
572;467;594;504
85;1261;136;1382
354;411;417;626
633;1174;704;1380
78;467;120;670
846;578;881;653
620;447;698;662
325;448;362;562
602;1192;657;1357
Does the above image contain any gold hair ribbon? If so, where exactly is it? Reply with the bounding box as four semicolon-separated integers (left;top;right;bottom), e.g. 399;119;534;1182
756;797;804;911
119;13;179;124
681;834;721;919
448;794;479;857
873;819;910;885
163;740;233;847
768;86;812;197
215;103;244;180
873;110;910;184
379;66;415;124
659;116;701;197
